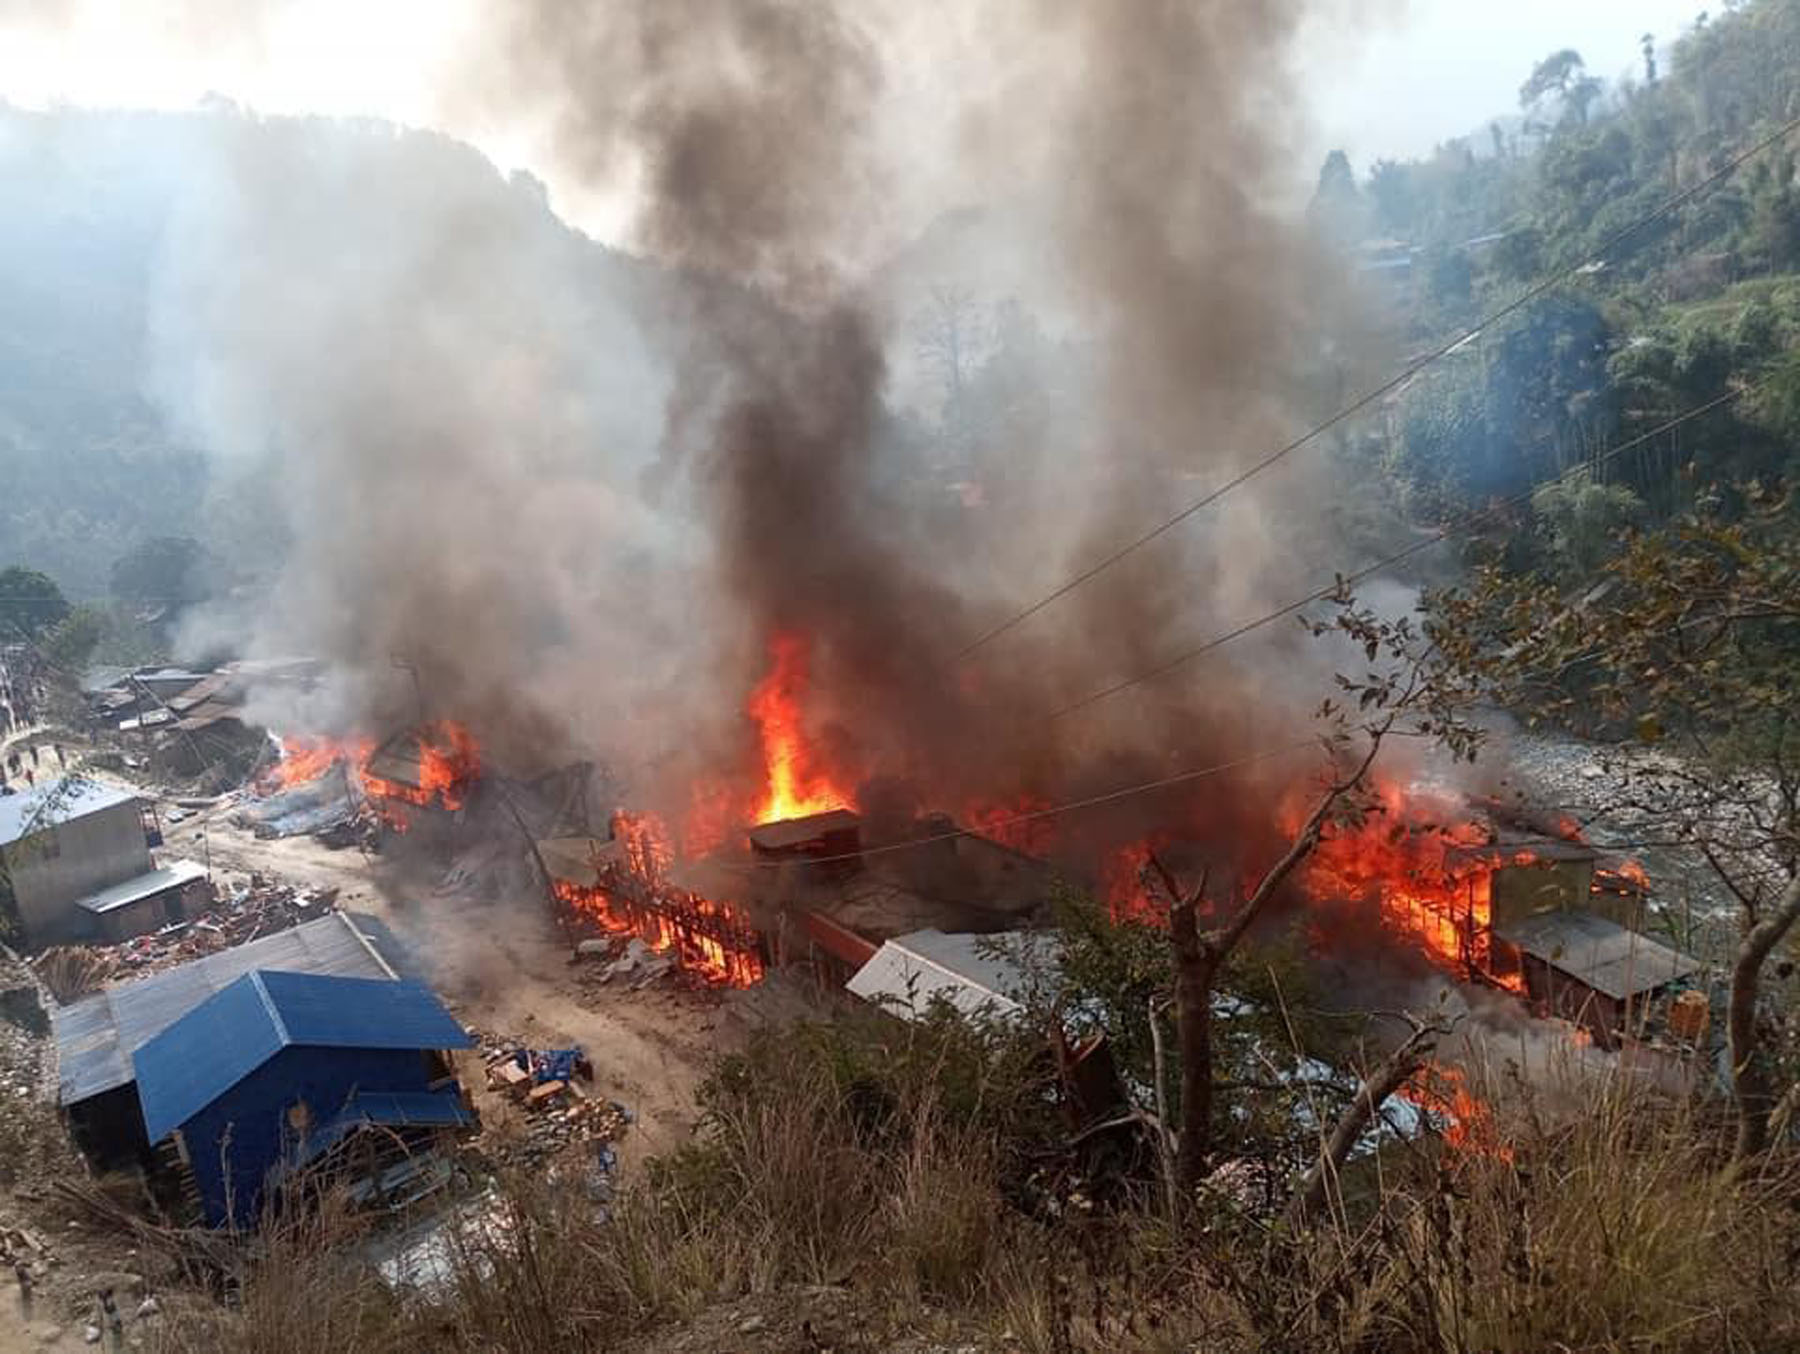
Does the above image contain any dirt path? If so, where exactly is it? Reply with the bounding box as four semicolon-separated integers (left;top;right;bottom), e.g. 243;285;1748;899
177;802;732;1155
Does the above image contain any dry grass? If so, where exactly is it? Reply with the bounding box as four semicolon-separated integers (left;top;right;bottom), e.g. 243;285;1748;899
141;1020;1800;1353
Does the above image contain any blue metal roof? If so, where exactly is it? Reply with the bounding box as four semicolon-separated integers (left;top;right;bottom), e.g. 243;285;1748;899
290;1089;473;1170
0;777;139;848
55;912;402;1108
135;970;473;1143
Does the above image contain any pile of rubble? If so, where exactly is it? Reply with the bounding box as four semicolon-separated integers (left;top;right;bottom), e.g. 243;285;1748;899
0;953;66;1188
468;1031;634;1172
573;936;675;990
32;880;339;1002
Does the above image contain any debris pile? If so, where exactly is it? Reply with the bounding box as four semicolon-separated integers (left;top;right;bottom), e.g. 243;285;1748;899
574;936;676;991
0;954;64;1187
0;1219;56;1297
233;764;365;841
469;1032;633;1171
31;881;339;1001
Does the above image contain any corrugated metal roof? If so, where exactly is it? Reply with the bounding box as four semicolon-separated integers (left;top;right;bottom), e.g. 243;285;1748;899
1495;909;1702;1001
76;860;209;915
136;970;473;1142
0;778;139;848
292;1089;473;1169
364;730;425;788
54;912;400;1107
846;929;1053;1022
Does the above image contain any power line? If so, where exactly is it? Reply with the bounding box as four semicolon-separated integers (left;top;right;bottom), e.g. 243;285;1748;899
1045;382;1753;721
953;112;1800;662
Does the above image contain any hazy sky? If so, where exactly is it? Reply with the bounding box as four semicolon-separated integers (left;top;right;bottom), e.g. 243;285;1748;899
0;0;1715;231
1304;0;1710;170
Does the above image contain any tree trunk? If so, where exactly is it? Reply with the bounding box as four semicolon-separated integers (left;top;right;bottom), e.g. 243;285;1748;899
1146;999;1179;1223
1286;1022;1442;1227
1168;894;1216;1196
1731;875;1800;1159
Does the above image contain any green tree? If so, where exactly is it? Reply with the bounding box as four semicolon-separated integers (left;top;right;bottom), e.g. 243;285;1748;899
1309;149;1365;244
1492;223;1545;282
40;604;105;674
0;566;70;640
1431;492;1800;1159
1520;49;1603;128
1531;472;1645;575
108;535;212;613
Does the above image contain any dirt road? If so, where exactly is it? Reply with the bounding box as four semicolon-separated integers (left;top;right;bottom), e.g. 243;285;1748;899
177;801;739;1153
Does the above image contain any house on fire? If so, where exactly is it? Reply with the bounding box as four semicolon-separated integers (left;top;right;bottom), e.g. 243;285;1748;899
0;777;206;947
53;910;475;1224
1440;832;1706;1048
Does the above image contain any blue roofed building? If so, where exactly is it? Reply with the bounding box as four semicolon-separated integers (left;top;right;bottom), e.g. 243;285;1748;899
132;968;475;1227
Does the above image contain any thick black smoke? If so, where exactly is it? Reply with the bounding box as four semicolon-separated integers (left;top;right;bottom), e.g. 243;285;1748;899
493;1;1361;838
125;0;1384;864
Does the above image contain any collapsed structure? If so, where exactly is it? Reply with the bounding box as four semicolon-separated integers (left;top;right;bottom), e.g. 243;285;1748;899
539;805;1055;994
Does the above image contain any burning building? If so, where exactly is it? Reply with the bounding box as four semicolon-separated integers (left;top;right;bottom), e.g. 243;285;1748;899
1293;784;1705;1048
360;721;482;822
540;814;767;989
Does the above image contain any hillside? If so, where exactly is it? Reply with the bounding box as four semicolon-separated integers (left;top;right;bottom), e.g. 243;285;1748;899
1316;0;1800;577
0;105;652;603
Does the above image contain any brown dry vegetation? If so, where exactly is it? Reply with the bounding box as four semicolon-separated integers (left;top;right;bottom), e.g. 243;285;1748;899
128;1006;1800;1354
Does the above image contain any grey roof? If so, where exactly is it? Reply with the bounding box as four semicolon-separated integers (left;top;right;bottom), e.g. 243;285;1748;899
0;778;140;848
1495;909;1702;1001
747;809;862;852
846;928;1054;1022
76;860;209;915
53;912;400;1107
81;665;134;694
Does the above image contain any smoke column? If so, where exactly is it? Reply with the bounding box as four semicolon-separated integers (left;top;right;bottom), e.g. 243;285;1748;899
141;0;1377;857
491;1;1358;831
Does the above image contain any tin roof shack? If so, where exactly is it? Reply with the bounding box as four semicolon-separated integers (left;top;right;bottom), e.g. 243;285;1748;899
1493;909;1703;1049
54;911;404;1170
133;969;475;1227
0;778;163;946
77;859;212;944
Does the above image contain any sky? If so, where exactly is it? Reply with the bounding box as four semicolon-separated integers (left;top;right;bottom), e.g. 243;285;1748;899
0;0;1717;235
1301;0;1711;170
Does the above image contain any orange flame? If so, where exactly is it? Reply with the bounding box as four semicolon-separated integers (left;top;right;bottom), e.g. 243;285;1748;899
1293;781;1526;993
1402;1062;1513;1162
680;779;737;860
360;720;481;812
553;809;764;988
1103;841;1159;926
961;795;1058;858
266;723;481;821
263;737;373;792
749;634;850;824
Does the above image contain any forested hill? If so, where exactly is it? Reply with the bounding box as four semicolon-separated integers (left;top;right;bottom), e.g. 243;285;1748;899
0;108;207;597
0;106;620;601
3;0;1797;608
1316;0;1800;579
